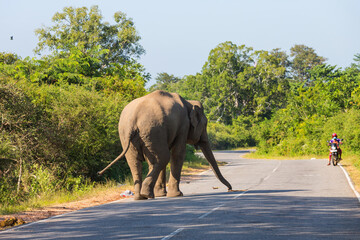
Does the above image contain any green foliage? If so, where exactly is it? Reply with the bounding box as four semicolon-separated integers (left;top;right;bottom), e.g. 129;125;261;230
352;53;360;70
149;72;180;92
0;5;150;208
149;43;360;158
290;44;327;83
0;71;140;206
255;64;360;156
184;145;200;163
152;42;290;125
35;6;144;66
0;52;20;65
207;116;256;150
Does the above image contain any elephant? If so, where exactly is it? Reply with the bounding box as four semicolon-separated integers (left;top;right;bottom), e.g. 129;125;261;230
98;90;232;200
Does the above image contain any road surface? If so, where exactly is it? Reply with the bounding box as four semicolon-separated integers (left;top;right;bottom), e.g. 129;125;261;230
1;151;360;239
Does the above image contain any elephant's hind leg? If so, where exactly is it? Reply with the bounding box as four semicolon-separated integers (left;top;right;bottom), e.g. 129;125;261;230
154;168;167;197
142;146;170;199
125;147;147;200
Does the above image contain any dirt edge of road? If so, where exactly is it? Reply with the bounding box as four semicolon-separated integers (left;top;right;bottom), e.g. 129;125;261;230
0;167;211;231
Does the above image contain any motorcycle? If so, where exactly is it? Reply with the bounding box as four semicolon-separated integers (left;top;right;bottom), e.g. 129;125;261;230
327;139;343;166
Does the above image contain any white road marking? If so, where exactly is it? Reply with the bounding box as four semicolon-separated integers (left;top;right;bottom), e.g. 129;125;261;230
161;159;241;239
273;161;281;173
197;160;281;222
161;227;184;240
256;160;281;186
339;163;360;203
199;160;281;221
266;161;281;179
233;190;249;199
198;203;225;219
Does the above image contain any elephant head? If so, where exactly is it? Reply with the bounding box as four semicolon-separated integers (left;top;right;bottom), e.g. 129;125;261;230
187;101;207;145
186;100;232;191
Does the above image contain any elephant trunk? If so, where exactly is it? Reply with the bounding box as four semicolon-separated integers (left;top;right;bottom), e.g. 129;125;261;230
199;142;232;191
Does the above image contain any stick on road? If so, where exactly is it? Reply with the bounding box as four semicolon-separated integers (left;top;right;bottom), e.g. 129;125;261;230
1;151;360;239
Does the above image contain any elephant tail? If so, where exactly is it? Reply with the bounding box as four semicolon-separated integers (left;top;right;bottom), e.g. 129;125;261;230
97;130;135;176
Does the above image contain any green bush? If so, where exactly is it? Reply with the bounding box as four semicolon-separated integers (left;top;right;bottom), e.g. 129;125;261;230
0;59;145;206
207;116;256;150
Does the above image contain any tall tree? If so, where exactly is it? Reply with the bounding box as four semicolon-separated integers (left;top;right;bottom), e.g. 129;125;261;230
30;6;149;89
290;44;326;83
172;42;289;124
34;6;145;67
201;42;253;123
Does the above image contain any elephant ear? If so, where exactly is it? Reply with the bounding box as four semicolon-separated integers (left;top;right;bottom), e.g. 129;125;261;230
190;105;200;128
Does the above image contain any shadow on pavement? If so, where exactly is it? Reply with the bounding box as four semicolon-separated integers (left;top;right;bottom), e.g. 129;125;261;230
2;189;360;240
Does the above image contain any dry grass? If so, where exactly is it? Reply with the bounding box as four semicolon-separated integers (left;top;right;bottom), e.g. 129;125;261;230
340;155;360;193
242;151;325;161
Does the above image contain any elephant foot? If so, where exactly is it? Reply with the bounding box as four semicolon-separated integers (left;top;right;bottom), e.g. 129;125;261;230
154;187;167;197
134;194;148;200
166;190;183;198
140;189;154;199
155;192;167;197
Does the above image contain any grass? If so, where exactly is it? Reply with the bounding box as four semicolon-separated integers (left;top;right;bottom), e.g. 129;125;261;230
243;151;326;160
0;179;133;215
340;155;360;193
183;153;213;169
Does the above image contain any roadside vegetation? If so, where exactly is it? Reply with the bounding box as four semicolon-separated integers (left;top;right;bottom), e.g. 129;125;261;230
1;5;360;215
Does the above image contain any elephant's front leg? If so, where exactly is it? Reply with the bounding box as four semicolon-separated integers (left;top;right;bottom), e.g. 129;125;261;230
154;168;167;197
167;144;186;197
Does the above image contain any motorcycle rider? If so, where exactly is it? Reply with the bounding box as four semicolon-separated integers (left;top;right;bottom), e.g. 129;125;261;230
328;133;342;165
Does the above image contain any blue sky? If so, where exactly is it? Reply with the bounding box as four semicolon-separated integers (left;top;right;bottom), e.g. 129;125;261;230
1;0;359;87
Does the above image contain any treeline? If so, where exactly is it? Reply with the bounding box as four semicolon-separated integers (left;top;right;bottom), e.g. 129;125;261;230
256;64;360;156
151;43;360;156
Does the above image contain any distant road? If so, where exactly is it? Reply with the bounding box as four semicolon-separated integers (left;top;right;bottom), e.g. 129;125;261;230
1;151;360;239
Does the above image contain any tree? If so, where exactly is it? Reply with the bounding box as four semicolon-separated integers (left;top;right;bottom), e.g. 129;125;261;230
290;44;326;83
34;6;145;67
0;52;20;65
354;53;360;63
199;42;253;123
149;72;180;91
202;41;252;79
235;50;289;119
170;42;289;124
270;48;291;77
352;53;360;70
30;6;149;90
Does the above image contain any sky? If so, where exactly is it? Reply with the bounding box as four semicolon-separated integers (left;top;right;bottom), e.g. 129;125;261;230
1;0;360;87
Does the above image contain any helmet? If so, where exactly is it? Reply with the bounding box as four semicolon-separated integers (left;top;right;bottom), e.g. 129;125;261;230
332;133;337;138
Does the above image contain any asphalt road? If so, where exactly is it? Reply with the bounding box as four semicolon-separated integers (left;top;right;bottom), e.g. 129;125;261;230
1;151;360;240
